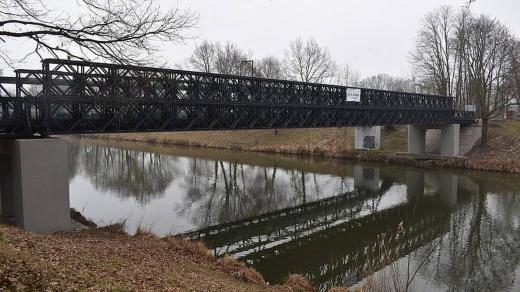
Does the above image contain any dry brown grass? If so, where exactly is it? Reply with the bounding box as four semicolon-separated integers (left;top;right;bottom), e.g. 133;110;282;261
90;127;356;153
469;120;520;161
380;126;407;152
283;274;315;292
165;236;215;261
0;224;277;291
97;220;126;234
133;226;155;238
217;255;265;285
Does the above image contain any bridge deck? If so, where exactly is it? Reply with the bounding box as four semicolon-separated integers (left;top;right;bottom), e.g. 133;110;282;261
0;59;475;137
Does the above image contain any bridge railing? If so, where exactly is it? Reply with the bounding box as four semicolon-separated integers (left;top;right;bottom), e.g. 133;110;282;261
0;76;25;135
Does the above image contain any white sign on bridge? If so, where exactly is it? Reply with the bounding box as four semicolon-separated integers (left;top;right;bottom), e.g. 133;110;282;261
346;88;361;103
465;105;476;112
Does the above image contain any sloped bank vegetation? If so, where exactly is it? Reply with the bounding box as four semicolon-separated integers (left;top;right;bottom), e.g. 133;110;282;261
1;222;334;291
89;120;520;174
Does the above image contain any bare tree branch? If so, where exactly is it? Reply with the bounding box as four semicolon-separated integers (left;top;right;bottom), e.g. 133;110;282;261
255;56;284;79
0;0;198;67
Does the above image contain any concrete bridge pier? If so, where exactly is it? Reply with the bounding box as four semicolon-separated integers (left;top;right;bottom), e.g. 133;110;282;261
0;138;70;233
354;126;381;150
408;124;460;156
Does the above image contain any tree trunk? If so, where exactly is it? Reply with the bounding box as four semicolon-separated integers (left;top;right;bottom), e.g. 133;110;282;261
481;118;488;146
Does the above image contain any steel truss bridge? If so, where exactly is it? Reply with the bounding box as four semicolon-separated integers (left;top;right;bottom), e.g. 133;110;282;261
0;59;475;137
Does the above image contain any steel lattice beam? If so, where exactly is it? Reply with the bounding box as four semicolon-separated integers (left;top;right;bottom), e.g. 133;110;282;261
0;59;476;137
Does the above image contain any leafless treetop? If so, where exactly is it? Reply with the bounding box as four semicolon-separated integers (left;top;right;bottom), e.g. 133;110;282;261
284;37;336;83
0;0;198;67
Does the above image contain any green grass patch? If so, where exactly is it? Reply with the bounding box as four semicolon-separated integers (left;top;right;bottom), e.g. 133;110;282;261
496;120;520;136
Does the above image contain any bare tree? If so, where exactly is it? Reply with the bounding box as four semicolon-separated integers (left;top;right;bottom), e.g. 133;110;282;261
359;73;415;92
284;37;336;83
255;56;284;79
188;40;216;73
334;64;360;86
214;42;249;75
0;0;198;67
452;9;471;108
412;6;520;145
186;40;250;75
411;6;457;97
463;15;517;145
510;43;520;115
359;74;390;90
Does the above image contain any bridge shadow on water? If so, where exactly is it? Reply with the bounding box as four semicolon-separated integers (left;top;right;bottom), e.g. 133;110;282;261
65;137;520;291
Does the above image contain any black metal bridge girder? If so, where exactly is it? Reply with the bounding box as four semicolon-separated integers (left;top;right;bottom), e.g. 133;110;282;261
0;59;476;137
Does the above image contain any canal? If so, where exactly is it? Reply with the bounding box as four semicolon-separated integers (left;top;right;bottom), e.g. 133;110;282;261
67;136;520;291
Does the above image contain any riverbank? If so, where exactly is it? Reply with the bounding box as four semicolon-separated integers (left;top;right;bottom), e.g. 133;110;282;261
1;222;334;291
88;127;408;153
86;121;520;173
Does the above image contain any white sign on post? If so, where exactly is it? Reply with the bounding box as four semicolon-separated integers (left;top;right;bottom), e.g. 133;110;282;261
346;88;361;103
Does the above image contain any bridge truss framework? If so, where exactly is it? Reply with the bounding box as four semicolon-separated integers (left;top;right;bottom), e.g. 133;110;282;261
0;59;475;137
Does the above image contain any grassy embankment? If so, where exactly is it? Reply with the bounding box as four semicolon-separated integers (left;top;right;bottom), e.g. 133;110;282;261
90;121;520;173
468;120;520;161
92;126;407;154
0;223;337;291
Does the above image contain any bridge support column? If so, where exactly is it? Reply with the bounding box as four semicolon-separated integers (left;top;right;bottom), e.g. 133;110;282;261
354;126;381;150
408;125;426;154
441;124;460;156
0;138;70;233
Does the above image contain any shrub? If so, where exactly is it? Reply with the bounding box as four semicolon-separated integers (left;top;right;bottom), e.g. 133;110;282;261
283;274;314;292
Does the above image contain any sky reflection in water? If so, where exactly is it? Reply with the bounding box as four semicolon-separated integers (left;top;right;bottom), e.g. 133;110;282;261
68;137;520;292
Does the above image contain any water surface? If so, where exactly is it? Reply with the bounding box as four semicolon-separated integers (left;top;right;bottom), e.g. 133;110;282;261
68;136;520;291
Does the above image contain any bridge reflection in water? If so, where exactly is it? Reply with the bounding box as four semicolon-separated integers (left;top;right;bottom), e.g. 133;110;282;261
67;137;520;291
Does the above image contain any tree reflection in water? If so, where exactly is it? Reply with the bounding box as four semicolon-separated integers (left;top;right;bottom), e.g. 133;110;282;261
416;183;520;291
175;159;358;229
67;138;520;291
71;143;178;205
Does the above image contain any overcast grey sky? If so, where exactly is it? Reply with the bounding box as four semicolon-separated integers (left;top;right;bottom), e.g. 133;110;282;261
2;0;520;78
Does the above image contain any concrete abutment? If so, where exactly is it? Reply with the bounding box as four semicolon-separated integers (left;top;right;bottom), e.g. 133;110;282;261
354;126;381;150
